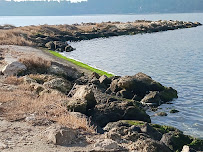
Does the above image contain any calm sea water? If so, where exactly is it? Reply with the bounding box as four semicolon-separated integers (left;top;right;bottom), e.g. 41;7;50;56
0;13;202;138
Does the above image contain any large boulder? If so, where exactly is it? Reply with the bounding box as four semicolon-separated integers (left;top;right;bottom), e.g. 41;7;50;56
2;61;27;76
117;73;165;97
67;85;96;114
90;72;100;79
43;78;72;94
46;125;76;146
159;87;178;102
160;131;193;151
72;85;96;108
91;100;151;127
109;73;177;104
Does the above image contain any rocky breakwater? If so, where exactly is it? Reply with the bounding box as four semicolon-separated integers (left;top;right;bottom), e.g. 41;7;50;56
32;20;202;52
63;72;202;151
65;72;178;127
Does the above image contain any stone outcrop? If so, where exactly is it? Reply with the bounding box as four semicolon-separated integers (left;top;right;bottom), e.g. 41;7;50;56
31;20;202;53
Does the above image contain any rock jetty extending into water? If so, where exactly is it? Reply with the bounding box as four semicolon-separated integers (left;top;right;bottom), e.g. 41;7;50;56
0;20;201;52
39;20;202;52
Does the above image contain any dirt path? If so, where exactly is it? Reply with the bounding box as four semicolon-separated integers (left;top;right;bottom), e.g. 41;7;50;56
0;45;92;76
0;117;99;152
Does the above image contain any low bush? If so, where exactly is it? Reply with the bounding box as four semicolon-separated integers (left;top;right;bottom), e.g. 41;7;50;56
19;57;51;74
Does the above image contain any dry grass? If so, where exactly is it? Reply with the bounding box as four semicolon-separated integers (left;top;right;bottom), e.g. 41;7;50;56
0;24;79;46
19;57;51;74
0;29;34;46
0;84;95;133
0;22;128;46
4;76;23;85
29;74;55;84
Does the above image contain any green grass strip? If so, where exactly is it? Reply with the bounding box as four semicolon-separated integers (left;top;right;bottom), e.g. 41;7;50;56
49;50;114;77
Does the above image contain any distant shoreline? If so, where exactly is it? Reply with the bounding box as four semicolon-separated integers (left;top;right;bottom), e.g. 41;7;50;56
0;12;203;16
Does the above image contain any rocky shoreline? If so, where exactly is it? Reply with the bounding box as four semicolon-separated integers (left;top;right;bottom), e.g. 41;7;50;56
0;45;202;152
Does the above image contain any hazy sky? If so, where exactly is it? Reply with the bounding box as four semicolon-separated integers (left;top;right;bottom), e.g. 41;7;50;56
5;0;87;2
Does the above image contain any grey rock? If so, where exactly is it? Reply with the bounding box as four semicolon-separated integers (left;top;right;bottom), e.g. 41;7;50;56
72;85;96;109
46;125;76;146
92;101;150;127
2;61;27;76
67;85;96;114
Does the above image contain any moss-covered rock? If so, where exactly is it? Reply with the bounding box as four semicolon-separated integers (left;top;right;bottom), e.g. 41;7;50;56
150;124;178;134
188;138;203;151
125;120;145;126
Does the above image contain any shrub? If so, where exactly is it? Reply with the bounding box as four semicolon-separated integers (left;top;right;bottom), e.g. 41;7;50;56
19;57;51;74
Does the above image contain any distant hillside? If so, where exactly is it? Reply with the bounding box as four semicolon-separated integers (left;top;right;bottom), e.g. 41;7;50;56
0;0;203;16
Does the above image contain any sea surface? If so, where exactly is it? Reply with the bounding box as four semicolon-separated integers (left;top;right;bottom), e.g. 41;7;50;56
0;13;203;138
